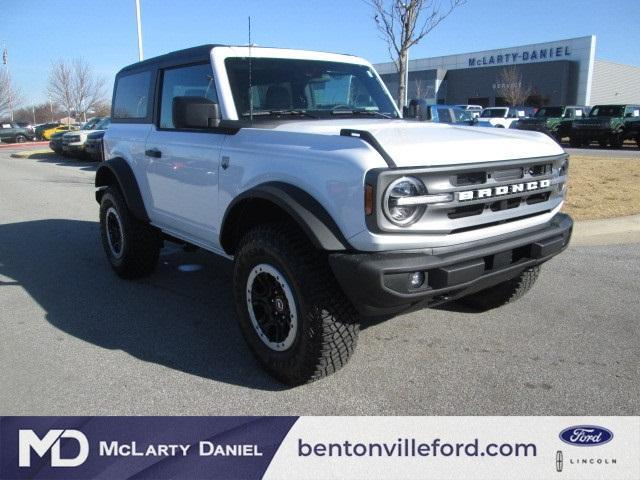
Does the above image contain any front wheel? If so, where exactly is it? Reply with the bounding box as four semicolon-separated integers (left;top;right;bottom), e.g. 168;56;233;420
233;223;359;385
460;266;541;310
15;135;26;143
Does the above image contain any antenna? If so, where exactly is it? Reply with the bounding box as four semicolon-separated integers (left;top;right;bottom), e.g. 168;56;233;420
248;16;253;122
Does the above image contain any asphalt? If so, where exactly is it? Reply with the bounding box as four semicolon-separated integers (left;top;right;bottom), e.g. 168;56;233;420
563;144;640;158
0;147;638;415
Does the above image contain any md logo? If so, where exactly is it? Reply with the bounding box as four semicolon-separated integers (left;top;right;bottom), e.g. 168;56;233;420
19;429;89;467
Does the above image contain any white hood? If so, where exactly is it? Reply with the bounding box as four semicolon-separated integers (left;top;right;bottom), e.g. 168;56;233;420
270;119;564;167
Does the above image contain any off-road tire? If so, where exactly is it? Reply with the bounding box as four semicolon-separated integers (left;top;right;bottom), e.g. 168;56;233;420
15;135;26;143
233;222;359;385
598;138;608;148
461;266;541;310
569;136;581;147
99;187;161;279
609;134;623;149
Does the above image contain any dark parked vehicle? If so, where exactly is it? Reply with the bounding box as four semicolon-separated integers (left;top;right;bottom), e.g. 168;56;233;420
34;122;60;140
515;106;588;141
85;130;106;161
570;104;640;148
48;131;66;154
0;123;36;143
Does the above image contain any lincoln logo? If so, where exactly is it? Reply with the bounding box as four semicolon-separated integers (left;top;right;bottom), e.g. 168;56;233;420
458;179;551;201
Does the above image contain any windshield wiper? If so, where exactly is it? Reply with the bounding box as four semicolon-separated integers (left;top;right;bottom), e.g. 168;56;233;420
241;109;318;119
329;109;395;119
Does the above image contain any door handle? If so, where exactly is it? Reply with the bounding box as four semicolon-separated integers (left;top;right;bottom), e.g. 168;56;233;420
145;148;162;158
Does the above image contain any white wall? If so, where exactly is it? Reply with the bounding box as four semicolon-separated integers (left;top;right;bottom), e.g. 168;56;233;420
590;60;640;105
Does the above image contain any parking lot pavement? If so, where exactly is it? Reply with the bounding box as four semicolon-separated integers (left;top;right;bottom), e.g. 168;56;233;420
563;144;640;158
1;147;638;416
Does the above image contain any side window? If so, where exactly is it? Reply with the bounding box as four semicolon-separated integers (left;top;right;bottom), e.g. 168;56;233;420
113;71;151;120
564;108;574;118
159;63;218;129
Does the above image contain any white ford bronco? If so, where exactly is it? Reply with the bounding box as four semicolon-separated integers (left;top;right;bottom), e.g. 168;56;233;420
97;45;572;385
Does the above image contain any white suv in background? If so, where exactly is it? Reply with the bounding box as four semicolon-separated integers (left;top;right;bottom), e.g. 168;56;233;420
477;107;526;128
455;104;483;118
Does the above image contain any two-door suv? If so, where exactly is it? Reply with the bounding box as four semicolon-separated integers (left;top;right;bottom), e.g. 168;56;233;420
515;106;588;142
97;45;573;384
570;104;640;148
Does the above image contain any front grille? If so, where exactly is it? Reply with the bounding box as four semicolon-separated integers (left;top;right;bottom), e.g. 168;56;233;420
376;154;567;234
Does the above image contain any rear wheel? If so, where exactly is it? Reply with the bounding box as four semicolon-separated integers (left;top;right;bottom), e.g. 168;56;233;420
598;138;608;148
99;187;161;279
460;266;541;310
233;222;359;385
15;135;26;143
569;136;581;147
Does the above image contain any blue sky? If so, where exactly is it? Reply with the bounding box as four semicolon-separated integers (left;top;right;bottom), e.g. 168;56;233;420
2;0;639;104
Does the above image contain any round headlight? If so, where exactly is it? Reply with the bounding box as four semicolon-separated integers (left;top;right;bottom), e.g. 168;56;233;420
383;176;427;226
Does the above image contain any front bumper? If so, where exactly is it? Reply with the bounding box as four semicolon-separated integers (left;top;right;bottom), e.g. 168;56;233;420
329;213;573;316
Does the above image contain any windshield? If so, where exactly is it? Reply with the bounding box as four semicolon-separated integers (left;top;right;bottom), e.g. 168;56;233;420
535;107;563;117
480;108;507;118
95;118;111;129
590;105;624;117
453;108;473;122
81;119;100;130
225;57;399;119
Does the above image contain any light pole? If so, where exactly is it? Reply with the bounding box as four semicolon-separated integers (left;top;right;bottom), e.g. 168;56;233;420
135;0;144;61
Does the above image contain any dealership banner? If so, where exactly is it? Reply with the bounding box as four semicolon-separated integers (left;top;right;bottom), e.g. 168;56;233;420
1;417;638;479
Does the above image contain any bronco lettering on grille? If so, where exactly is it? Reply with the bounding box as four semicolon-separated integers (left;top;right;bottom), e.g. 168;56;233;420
458;179;551;201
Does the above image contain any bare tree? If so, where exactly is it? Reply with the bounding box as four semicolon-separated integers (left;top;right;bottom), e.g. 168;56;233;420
13;102;64;124
47;59;108;124
369;0;466;109
495;66;531;107
71;59;107;122
411;77;428;99
0;69;23;121
47;60;74;125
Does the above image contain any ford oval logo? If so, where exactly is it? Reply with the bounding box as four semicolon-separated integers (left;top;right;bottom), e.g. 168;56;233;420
559;425;613;447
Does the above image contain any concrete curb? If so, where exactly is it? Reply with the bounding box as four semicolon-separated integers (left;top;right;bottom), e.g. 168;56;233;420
572;214;640;245
10;150;53;159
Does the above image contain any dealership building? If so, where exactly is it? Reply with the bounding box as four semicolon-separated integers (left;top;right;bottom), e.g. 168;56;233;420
374;36;640;107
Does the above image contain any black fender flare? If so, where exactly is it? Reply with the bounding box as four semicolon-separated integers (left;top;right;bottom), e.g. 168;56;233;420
95;157;149;222
220;182;350;254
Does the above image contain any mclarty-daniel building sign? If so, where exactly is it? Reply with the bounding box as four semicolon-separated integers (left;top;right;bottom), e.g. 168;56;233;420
468;45;572;67
374;36;597;105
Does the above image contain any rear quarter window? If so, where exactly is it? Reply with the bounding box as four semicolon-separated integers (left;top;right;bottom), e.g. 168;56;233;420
113;71;152;121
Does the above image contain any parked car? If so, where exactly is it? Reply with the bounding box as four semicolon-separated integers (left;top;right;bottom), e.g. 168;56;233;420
0;123;36;143
515;106;589;141
48;131;66;154
35;122;61;140
406;100;476;124
455;104;483;118
477;107;528;128
85;130;106;161
96;44;572;384
42;124;79;140
62;117;110;158
570;104;640;148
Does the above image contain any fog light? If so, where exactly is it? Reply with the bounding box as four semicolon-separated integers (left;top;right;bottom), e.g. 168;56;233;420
409;271;425;288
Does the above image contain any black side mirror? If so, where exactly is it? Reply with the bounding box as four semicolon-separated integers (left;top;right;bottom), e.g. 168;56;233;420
172;96;221;129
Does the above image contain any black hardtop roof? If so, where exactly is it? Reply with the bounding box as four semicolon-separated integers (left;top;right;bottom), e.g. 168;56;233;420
592;104;640;108
117;44;221;75
116;44;360;77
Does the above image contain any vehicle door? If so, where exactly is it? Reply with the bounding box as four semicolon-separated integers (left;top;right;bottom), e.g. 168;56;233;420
144;62;226;246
